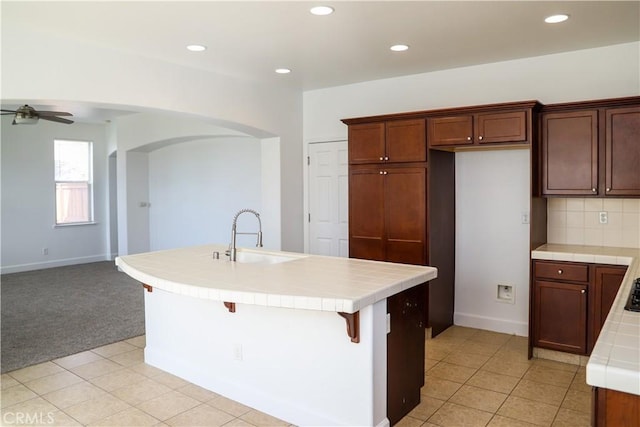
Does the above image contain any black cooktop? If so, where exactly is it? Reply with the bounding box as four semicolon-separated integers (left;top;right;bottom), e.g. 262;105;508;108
624;277;640;312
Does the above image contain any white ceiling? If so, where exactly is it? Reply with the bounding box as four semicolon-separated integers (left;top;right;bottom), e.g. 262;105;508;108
2;1;639;122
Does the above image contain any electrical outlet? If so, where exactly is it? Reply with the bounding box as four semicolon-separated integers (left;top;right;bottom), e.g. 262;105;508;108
599;211;608;224
497;284;515;303
521;212;530;224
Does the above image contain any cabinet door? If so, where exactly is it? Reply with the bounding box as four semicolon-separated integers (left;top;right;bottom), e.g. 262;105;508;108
477;111;527;144
591;266;627;348
348;123;385;164
534;280;588;354
427;116;474;147
605;106;640;196
387;284;426;425
542;110;598;196
384;168;427;265
386;119;426;163
349;167;385;260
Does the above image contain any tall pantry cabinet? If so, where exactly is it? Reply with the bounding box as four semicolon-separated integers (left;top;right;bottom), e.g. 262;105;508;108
342;115;455;425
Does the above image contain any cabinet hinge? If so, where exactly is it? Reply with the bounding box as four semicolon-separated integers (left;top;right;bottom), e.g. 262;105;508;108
307;156;310;166
308;213;311;223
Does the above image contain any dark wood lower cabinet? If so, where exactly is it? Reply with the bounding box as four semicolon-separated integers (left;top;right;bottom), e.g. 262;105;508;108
590;266;627;351
387;284;426;425
593;387;640;427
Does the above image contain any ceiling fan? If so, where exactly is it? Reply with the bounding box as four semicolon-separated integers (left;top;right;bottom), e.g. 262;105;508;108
1;104;74;125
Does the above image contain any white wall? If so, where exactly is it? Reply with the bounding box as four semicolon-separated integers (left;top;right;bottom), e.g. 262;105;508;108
1;117;109;273
1;25;303;254
148;137;262;251
303;42;640;335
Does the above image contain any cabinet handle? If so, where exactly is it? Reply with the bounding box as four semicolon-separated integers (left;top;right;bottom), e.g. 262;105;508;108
592;188;597;192
581;289;586;294
606;188;611;192
466;136;472;141
379;157;384;161
478;136;483;140
558;269;563;275
379;171;384;175
383;171;388;175
384;156;389;161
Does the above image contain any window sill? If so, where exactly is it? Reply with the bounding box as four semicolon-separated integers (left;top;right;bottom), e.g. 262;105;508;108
53;221;98;228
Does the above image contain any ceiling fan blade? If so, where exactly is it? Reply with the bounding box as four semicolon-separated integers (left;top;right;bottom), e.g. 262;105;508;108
39;116;74;125
37;111;73;117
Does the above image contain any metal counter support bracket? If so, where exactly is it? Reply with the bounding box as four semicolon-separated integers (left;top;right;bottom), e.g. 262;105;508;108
224;302;236;313
142;284;153;293
338;311;360;343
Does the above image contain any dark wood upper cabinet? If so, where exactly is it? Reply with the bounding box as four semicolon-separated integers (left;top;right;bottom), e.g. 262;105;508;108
348;119;425;164
428;109;530;148
605;106;640;196
541;110;599;196
540;97;640;197
348;166;385;261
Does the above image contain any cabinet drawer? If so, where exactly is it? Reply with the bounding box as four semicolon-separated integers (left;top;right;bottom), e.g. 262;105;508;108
534;261;589;283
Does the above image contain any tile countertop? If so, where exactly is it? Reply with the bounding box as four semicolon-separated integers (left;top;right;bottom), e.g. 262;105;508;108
115;244;437;314
532;244;640;396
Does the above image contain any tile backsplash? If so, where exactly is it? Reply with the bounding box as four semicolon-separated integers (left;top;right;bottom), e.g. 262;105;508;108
547;198;640;248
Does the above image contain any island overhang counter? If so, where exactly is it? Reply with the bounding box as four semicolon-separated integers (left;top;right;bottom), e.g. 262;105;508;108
115;244;438;427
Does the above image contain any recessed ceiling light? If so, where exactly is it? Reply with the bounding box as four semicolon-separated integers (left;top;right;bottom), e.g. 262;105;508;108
544;14;569;24
186;44;207;52
275;68;291;74
390;44;409;52
310;6;334;16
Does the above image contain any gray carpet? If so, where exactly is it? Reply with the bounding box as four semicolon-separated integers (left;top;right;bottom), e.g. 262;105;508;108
1;261;145;373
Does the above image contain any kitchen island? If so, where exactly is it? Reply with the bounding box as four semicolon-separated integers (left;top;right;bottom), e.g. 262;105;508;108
532;244;640;426
115;244;437;427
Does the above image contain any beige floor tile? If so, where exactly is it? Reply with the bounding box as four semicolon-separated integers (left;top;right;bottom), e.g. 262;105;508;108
176;383;220;403
443;351;491;369
511;379;568;406
23;371;84;395
502;336;529;352
136;390;200;421
69;359;124;380
522;366;575;388
88;407;160;426
407;395;445;421
469;330;512;346
428;401;493;427
150;371;190;389
560;389;590;413
460;341;503;357
552;407;591;427
427;362;477;384
53;351;104;370
91;341;138;358
1;396;59;420
466;370;520;394
426;343;454;361
64;393;131;425
108;349;145;367
208;396;253;417
493;347;534;365
223;419;255;427
42;381;108;409
449;384;508;413
421;376;463;401
89;368;148;392
532;359;579;374
425;358;439;371
239;409;289;426
1;384;39;408
482;357;531;378
569;370;591;393
128;362;166;378
50;410;84;426
165;403;235;426
8;362;65;383
437;326;480;340
496;395;559;427
394;415;425;427
110;377;172;406
124;335;146;348
487;414;537;427
1;374;20;390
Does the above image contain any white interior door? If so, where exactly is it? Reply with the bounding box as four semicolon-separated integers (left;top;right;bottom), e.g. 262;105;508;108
308;141;349;257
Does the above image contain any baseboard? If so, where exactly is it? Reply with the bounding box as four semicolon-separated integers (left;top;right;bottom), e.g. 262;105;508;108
1;254;112;274
454;312;528;337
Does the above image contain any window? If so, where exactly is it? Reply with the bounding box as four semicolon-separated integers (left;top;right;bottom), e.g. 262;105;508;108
54;139;94;225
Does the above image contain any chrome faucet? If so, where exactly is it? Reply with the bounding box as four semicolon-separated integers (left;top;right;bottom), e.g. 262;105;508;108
227;209;263;261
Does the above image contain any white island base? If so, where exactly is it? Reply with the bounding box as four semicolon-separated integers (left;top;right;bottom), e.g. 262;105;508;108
144;287;389;426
